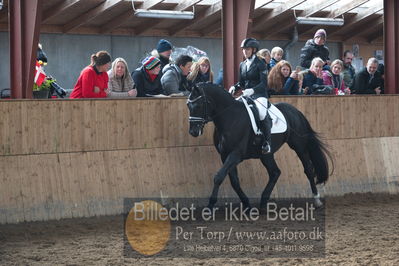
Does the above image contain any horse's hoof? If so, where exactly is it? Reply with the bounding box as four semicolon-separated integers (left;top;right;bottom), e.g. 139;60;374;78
314;199;323;209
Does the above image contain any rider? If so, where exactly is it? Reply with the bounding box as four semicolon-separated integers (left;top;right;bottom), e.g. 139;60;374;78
229;38;272;154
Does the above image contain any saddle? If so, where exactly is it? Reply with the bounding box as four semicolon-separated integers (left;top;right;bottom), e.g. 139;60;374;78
245;97;262;127
239;96;287;135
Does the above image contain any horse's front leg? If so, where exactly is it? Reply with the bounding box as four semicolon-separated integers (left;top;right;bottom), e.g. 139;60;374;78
208;151;241;208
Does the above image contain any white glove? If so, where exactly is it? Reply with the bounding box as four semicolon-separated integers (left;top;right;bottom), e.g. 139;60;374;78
242;88;254;97
228;86;236;94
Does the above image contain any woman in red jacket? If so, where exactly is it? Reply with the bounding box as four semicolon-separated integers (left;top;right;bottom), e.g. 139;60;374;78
70;51;111;98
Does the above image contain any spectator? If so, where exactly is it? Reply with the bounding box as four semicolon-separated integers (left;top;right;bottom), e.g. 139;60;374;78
299;29;330;69
132;56;166;97
187;56;214;85
342;50;356;88
152;39;173;72
270;47;283;68
107;57;136;98
351;57;383;94
257;48;271;72
267;60;300;95
70;51;111;99
297;71;305;94
302;57;324;95
215;68;223;87
161;54;193;96
322;59;350;95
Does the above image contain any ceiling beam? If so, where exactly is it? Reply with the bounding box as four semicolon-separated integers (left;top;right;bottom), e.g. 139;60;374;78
300;0;371;36
255;0;274;10
366;24;384;43
252;0;306;32
262;0;339;38
172;0;201;11
170;1;222;36
100;1;147;34
42;0;81;23
133;0;202;36
300;0;340;17
63;0;124;33
328;1;383;37
139;0;165;10
344;15;383;41
329;0;370;18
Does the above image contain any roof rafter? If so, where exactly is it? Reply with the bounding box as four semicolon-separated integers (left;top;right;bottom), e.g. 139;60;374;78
134;0;202;36
252;0;306;32
255;0;274;10
344;15;383;41
100;1;147;34
42;0;81;23
301;0;371;36
139;0;165;10
262;0;339;38
328;1;383;37
367;24;384;43
63;0;124;33
329;0;370;18
169;1;222;36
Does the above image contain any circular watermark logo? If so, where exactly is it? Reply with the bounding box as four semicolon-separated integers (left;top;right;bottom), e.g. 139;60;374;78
125;200;171;255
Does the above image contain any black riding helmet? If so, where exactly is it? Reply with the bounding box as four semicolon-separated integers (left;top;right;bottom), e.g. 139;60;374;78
240;38;259;52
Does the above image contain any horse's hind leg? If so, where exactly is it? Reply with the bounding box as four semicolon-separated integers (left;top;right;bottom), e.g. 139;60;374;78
294;151;323;208
259;155;281;208
228;166;250;208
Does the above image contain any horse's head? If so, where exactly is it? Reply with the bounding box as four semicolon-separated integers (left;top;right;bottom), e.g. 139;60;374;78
187;84;213;137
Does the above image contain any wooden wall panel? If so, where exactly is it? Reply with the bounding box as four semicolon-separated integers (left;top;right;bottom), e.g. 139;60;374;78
1;137;399;224
1;96;399;156
1;96;399;224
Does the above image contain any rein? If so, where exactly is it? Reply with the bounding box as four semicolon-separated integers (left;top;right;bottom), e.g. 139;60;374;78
188;87;235;125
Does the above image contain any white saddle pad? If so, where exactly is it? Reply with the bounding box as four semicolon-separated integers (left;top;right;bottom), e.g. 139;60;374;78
267;102;287;134
241;97;287;135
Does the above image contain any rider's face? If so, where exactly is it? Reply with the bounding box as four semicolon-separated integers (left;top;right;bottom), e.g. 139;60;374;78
242;47;253;59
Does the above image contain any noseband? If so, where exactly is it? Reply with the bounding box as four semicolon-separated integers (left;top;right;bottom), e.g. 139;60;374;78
187;89;213;126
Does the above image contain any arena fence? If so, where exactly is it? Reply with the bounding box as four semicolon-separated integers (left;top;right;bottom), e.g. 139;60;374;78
0;96;398;224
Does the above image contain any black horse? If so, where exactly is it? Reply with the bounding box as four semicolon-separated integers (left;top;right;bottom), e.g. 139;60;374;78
187;83;333;209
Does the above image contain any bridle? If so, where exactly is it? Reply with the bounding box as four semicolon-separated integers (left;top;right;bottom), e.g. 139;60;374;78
187;87;213;127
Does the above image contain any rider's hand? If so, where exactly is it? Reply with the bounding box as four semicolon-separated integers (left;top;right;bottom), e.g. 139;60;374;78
228;86;236;95
242;88;254;97
94;86;100;93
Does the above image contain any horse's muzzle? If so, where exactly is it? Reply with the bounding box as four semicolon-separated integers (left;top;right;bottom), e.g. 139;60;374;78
189;122;204;137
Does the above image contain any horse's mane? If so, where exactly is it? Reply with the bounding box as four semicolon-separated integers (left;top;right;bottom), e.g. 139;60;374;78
196;82;235;102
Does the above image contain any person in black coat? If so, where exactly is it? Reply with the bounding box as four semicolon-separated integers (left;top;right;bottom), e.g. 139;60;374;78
299;29;330;69
132;56;165;97
229;38;271;154
351;57;383;94
235;39;268;99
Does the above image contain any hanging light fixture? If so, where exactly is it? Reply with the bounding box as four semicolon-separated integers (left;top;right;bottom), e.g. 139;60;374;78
294;9;344;26
131;0;195;20
296;17;344;26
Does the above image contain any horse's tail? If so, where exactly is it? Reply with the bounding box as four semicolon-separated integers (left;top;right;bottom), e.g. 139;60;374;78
278;103;333;184
307;128;333;184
